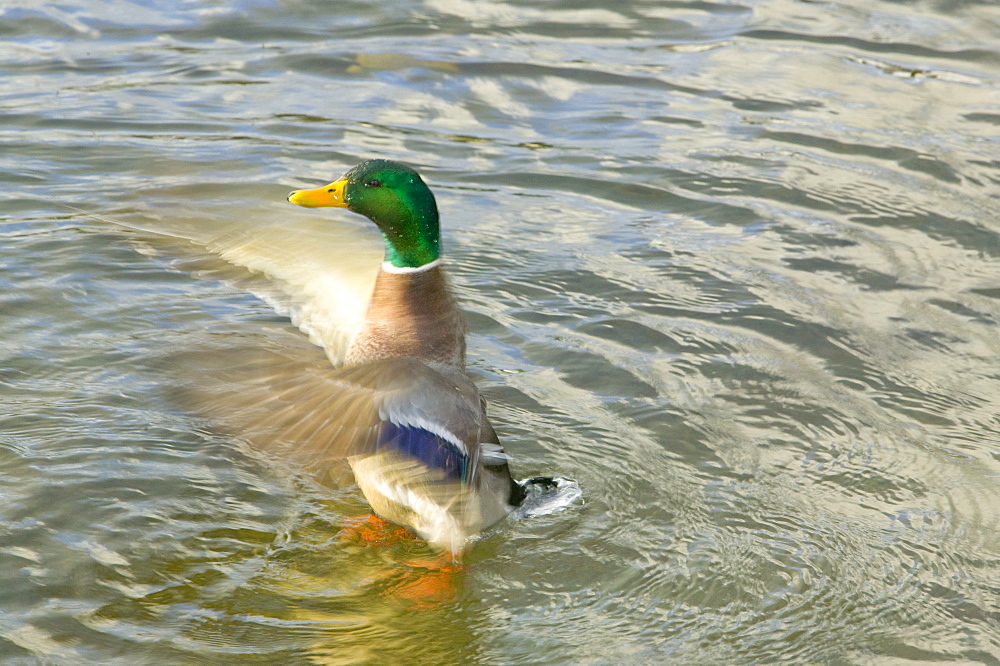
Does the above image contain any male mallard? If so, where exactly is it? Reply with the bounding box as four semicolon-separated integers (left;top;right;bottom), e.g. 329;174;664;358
277;159;526;553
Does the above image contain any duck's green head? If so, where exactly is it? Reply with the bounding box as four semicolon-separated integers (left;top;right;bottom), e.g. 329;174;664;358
287;159;440;269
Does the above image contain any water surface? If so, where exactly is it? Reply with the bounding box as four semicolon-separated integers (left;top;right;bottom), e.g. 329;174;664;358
2;0;999;663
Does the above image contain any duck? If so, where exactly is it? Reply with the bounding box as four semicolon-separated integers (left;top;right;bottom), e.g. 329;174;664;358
55;158;535;554
271;159;527;553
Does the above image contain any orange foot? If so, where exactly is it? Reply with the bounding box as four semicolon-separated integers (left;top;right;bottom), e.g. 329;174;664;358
339;514;416;547
338;516;465;607
388;555;465;606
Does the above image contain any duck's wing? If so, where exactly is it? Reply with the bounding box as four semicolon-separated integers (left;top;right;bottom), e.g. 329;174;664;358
198;223;381;364
72;201;382;363
173;343;503;488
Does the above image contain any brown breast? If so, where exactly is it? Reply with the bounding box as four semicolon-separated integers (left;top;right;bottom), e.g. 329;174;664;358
345;263;467;369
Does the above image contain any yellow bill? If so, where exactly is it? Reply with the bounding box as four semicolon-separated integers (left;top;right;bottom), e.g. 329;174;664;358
287;179;348;207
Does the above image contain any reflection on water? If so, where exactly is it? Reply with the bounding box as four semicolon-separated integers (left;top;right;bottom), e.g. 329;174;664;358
2;0;999;662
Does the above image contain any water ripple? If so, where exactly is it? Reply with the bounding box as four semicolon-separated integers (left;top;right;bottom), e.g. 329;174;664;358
2;0;999;662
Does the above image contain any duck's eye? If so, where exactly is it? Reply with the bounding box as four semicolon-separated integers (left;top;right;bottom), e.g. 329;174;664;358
366;179;382;188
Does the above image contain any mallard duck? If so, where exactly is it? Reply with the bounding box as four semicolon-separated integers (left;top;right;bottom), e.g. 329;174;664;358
272;159;526;553
55;159;534;554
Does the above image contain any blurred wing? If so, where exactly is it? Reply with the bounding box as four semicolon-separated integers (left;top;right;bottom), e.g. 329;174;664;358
173;343;488;487
201;223;381;363
76;199;383;363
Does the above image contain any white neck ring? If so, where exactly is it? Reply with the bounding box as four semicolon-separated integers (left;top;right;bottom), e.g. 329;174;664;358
380;258;442;274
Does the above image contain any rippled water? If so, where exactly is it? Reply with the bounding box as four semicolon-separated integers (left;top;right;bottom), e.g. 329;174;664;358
2;0;999;663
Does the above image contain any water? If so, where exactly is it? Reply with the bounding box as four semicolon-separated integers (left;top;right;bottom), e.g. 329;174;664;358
2;0;999;662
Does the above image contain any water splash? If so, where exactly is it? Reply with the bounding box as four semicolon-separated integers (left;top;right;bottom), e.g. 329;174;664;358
512;476;583;519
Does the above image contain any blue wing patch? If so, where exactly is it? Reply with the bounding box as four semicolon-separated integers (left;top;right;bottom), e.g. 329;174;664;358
379;421;469;481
